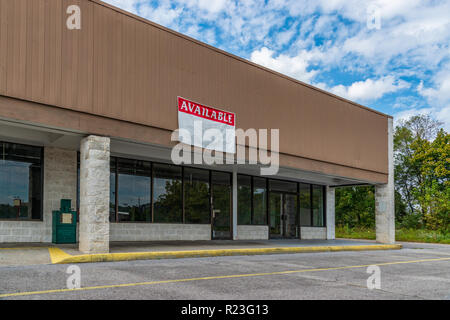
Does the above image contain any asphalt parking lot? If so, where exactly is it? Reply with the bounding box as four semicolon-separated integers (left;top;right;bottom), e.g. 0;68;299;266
0;242;449;300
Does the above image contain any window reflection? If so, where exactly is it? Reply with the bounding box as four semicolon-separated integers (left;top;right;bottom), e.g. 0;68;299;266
237;175;251;225
253;177;267;225
153;163;182;223
103;156;326;228
117;158;151;222
0;142;42;220
211;171;231;239
184;168;210;224
299;183;311;226
312;185;324;227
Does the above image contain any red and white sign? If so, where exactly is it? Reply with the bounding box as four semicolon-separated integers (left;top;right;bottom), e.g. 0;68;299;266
177;97;236;153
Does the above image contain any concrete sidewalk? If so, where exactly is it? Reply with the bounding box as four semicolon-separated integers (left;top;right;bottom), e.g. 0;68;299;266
0;239;402;266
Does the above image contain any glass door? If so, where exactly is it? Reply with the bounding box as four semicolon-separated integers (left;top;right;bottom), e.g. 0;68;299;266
283;194;298;238
211;171;232;240
270;192;299;239
269;192;283;238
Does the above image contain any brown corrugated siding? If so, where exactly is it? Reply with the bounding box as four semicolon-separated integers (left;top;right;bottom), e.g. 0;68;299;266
0;95;388;184
0;0;389;177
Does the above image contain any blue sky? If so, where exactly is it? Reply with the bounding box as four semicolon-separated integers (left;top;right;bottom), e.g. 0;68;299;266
103;0;450;131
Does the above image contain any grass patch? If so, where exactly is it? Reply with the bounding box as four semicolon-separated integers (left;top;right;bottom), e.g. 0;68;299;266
336;226;450;244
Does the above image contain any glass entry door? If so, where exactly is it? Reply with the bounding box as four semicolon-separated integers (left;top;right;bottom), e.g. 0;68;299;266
211;172;232;240
269;192;282;237
284;194;298;238
269;192;298;239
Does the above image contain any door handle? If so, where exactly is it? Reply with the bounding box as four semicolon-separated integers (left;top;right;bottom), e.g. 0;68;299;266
212;209;220;218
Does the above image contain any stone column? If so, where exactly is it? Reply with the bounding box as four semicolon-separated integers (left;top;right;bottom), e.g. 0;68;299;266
326;186;335;240
79;135;110;253
375;118;395;244
232;168;238;240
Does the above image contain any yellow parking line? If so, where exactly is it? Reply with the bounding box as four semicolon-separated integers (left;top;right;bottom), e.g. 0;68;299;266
0;256;449;298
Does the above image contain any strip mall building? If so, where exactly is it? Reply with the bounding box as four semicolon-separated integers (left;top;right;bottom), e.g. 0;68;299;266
0;0;395;253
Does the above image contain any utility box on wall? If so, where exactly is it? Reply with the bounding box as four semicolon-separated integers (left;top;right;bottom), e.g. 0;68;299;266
52;199;77;244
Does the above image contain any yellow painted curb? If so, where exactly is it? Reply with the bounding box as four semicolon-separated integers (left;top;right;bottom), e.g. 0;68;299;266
48;247;73;264
51;244;402;264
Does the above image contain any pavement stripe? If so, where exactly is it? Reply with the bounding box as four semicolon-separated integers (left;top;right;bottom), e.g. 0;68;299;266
48;247;72;264
1;256;449;298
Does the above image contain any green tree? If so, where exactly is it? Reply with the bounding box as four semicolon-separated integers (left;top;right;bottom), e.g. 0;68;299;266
394;115;442;220
413;129;450;233
335;186;375;228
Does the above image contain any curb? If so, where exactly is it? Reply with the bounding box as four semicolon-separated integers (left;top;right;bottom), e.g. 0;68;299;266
50;244;403;264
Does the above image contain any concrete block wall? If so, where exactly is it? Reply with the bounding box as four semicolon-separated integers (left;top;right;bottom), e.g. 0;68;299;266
0;147;77;243
110;223;211;241
0;221;47;242
300;227;327;240
237;225;269;240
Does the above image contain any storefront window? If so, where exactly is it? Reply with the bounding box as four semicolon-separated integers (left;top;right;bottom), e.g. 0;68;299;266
0;142;42;220
105;155;325;229
153;163;182;223
312;185;324;227
237;175;251;225
184;167;210;224
299;183;311;226
117;158;151;222
253;177;267;225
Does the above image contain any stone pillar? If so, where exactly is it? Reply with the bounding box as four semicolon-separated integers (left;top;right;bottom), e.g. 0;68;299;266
232;168;238;240
326;186;335;240
79;135;110;253
375;118;395;244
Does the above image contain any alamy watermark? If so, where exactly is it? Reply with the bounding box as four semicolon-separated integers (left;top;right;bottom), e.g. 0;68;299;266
66;265;81;289
366;265;381;290
171;121;280;175
367;4;381;30
66;5;81;30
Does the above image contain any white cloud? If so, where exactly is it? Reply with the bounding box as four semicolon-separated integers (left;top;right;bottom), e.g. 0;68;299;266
418;69;450;106
416;64;450;132
192;0;228;14
275;22;298;47
250;47;317;83
436;105;450;132
102;0;140;14
328;76;410;102
138;2;183;27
